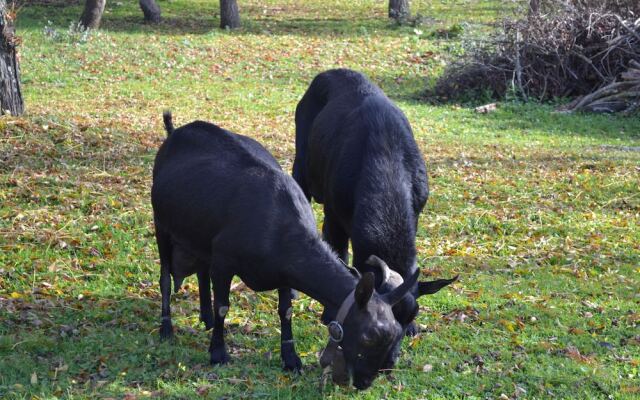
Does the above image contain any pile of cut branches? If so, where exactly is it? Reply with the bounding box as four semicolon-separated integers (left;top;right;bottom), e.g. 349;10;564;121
430;0;640;113
559;60;640;113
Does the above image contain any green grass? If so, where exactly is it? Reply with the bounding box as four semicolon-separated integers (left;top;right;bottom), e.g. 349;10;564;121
1;0;639;398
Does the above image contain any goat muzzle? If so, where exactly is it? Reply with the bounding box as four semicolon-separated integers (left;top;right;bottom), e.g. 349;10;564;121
319;290;355;385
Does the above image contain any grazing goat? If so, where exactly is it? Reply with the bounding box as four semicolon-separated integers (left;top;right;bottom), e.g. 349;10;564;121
293;69;457;336
152;112;416;389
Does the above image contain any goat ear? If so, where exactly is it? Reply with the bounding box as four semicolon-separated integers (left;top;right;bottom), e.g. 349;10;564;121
365;255;390;284
354;272;375;309
416;275;459;298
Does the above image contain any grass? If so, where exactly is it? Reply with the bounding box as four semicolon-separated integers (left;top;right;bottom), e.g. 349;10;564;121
1;0;639;398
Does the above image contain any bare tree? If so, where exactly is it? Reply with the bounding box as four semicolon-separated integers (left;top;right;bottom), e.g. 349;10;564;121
0;0;23;116
220;0;240;29
389;0;410;23
80;0;106;29
140;0;161;24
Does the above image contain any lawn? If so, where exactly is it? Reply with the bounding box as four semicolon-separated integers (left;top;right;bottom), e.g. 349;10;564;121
1;0;639;399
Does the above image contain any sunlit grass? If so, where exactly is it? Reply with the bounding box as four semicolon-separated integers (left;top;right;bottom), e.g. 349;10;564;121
1;0;639;399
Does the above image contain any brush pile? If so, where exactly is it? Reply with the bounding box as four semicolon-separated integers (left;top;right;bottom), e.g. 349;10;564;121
431;0;640;113
559;60;640;113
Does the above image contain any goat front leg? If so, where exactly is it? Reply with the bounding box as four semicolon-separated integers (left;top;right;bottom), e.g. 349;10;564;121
320;210;348;324
209;269;232;365
278;287;302;372
322;209;349;264
197;267;214;330
405;322;419;337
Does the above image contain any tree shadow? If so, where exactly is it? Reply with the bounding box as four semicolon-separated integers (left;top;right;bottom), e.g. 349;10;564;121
16;2;425;38
98;14;404;38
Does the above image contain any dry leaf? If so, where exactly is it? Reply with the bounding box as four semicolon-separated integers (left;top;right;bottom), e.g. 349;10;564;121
564;346;594;364
196;385;212;395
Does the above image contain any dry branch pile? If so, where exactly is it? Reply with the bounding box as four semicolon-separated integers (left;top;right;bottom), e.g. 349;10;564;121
559;60;640;113
431;0;640;113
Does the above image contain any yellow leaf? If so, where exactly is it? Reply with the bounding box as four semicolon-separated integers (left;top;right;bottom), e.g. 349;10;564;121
499;319;515;332
10;292;21;299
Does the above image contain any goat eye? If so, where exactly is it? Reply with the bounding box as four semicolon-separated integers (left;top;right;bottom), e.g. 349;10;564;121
357;353;364;359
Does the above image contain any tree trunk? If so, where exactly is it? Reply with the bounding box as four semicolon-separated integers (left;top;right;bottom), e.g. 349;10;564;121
0;0;24;116
389;0;410;23
220;0;240;29
139;0;161;24
80;0;106;30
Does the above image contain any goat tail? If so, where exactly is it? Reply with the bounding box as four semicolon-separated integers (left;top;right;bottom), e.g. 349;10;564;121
163;110;175;136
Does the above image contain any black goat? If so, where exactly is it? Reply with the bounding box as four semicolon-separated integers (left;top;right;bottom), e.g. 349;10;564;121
293;69;457;336
155;112;219;339
151;112;416;389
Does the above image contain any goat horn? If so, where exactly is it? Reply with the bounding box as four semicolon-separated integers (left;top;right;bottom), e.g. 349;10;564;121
382;269;419;306
365;255;390;284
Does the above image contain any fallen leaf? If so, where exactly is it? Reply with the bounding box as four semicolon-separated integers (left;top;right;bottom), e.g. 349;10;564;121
196;385;212;395
564;346;594;364
500;319;516;333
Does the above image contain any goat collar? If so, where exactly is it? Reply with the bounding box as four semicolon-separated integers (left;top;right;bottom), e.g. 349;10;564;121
319;289;355;368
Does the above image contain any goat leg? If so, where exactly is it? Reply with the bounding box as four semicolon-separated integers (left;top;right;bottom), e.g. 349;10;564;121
322;210;349;264
278;287;302;372
319;211;350;325
156;230;174;340
197;268;214;330
405;321;419;337
209;268;232;365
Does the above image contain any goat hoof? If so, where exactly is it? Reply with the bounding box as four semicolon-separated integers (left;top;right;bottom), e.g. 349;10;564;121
405;322;419;337
160;321;174;340
210;347;230;365
201;313;214;330
282;355;303;373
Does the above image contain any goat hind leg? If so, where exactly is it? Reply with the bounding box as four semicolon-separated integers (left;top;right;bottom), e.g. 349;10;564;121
197;268;214;330
156;230;174;339
209;269;232;365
